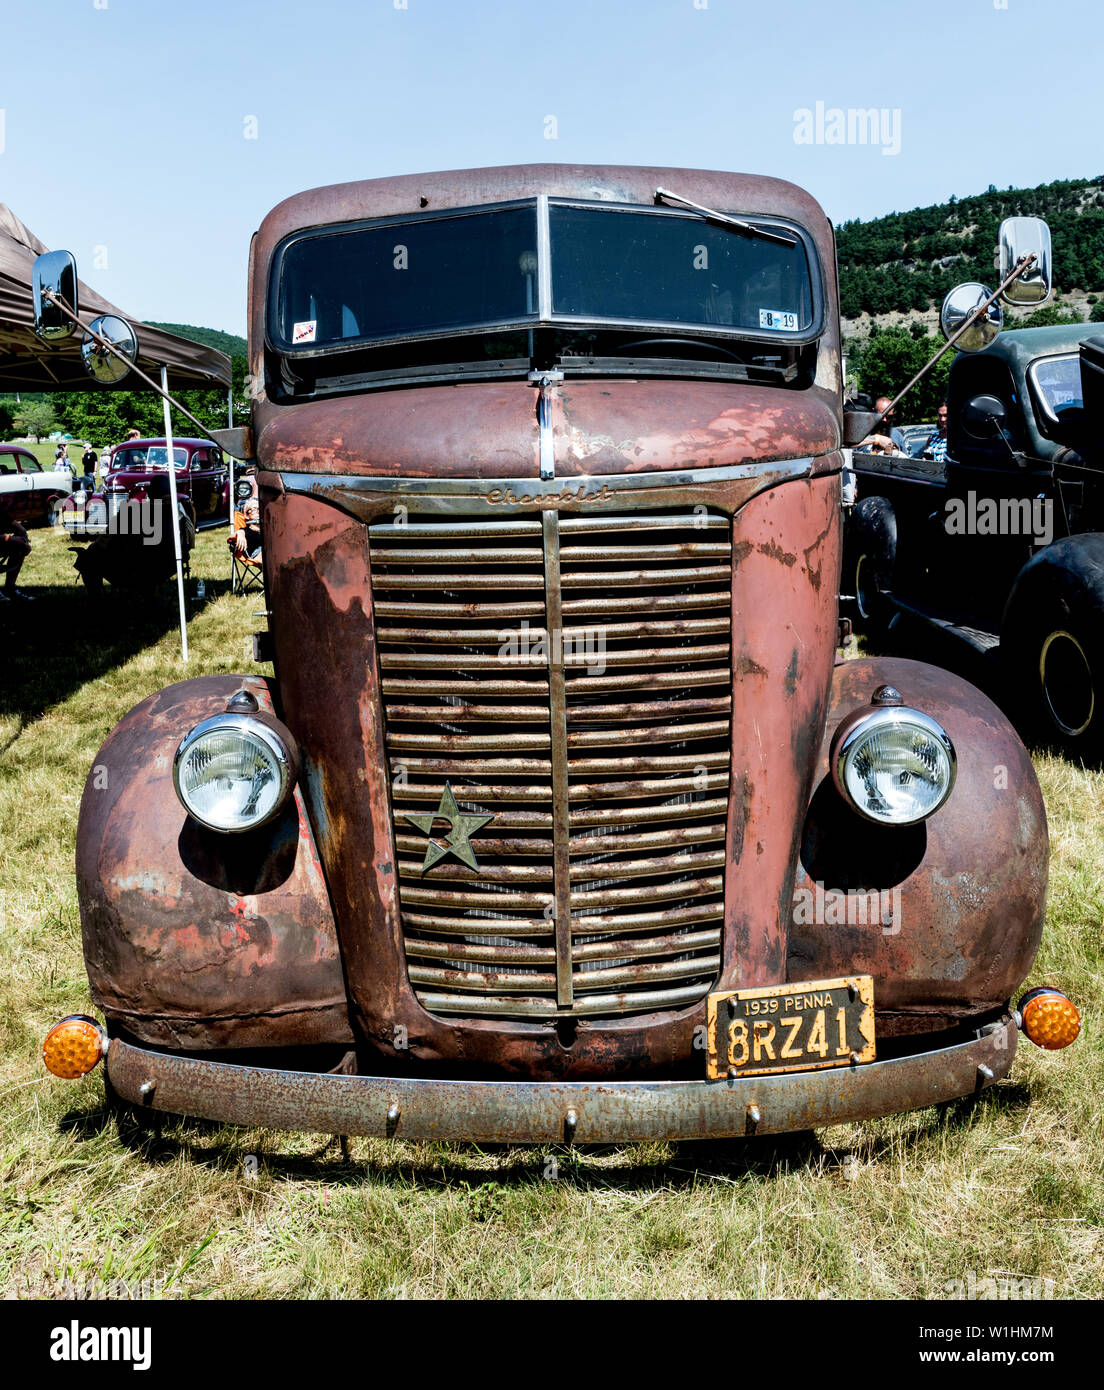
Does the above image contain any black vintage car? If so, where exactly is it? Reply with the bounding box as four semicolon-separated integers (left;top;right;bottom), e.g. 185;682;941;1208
846;323;1104;753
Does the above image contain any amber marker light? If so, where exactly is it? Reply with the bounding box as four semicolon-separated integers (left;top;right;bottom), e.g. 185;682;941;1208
1017;988;1082;1051
43;1015;107;1079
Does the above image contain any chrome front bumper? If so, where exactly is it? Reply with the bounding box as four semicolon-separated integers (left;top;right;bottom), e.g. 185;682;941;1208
106;1016;1016;1142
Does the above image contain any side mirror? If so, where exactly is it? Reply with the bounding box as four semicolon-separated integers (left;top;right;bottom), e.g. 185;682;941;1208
80;314;138;384
32;250;80;342
962;393;1008;439
941;283;1003;353
842;409;882;446
999;217;1052;306
209;425;255;462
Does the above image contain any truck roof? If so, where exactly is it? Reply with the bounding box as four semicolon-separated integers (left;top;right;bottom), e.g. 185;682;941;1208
970;322;1095;369
256;163;831;244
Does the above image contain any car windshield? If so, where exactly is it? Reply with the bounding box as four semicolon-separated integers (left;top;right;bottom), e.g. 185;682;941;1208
272;199;817;353
111;447;188;470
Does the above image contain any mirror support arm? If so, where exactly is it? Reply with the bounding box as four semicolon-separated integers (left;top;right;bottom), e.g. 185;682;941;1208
42;289;215;438
875;254;1038;426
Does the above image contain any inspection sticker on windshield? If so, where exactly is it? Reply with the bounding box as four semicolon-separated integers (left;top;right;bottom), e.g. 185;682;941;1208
292;319;317;344
760;309;800;331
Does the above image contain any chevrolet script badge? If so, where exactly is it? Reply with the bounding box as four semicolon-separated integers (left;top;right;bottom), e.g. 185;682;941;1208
402;781;495;873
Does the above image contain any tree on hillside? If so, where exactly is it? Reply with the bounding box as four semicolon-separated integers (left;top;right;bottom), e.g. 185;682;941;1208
1008;306;1084;329
145;323;248;360
51;355;250;447
12;400;56;441
838;176;1104;319
858;328;951;422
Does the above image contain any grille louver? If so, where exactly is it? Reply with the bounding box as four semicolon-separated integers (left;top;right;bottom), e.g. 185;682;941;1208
368;510;732;1020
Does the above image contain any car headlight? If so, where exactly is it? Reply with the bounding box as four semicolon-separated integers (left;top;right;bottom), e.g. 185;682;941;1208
173;696;297;833
831;690;956;826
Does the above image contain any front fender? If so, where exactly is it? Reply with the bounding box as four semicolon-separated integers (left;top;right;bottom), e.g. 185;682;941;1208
77;674;353;1049
790;657;1048;1031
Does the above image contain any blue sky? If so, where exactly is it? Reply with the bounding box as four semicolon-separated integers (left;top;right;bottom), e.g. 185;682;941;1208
0;0;1097;335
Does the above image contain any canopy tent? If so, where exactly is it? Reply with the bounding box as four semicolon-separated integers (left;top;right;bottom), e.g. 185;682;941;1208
0;203;232;392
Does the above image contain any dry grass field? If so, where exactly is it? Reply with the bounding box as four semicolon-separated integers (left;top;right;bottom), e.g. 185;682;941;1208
1;521;1101;1301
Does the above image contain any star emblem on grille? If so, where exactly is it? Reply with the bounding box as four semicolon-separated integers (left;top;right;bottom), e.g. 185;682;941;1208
401;781;495;873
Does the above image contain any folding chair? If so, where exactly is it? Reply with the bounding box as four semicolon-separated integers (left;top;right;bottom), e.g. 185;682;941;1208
228;509;265;596
231;550;264;596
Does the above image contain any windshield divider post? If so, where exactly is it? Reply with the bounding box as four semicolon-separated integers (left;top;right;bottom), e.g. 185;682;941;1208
537;195;552;322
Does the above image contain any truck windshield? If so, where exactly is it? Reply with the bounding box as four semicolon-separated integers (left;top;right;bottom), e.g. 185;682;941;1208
271;199;818;355
1029;353;1083;428
549;205;813;332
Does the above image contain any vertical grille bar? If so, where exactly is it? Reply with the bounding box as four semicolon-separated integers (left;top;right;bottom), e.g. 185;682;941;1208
542;509;574;1007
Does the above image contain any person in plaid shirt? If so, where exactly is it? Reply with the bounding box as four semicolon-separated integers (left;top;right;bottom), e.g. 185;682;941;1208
924;401;949;462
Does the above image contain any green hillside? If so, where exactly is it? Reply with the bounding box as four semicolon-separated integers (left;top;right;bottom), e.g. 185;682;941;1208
146;322;247;360
838;177;1104;321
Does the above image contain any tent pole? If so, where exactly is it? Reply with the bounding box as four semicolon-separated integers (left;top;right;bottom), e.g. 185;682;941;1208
161;366;189;663
227;387;235;531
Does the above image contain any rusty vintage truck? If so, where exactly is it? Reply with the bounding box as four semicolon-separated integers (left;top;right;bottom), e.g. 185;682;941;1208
39;166;1080;1141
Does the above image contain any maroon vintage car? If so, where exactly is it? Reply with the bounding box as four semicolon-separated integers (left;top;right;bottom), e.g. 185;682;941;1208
62;436;228;540
41;166;1079;1141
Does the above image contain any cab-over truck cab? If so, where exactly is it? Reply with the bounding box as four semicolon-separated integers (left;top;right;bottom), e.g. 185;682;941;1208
40;167;1079;1142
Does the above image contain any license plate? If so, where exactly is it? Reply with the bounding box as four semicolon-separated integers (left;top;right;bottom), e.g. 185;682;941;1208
706;976;875;1080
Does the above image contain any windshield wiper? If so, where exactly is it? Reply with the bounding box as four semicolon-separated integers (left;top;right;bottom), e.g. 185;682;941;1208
557;354;798;382
654;188;798;247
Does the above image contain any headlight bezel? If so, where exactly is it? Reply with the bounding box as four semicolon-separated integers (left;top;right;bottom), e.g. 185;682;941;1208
173;709;298;834
831;703;957;827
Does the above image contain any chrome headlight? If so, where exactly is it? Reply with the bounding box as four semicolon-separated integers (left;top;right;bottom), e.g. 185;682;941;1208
832;698;956;826
173;704;297;833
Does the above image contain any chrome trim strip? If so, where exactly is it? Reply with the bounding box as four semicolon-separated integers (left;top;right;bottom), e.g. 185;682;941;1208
275;457;818;517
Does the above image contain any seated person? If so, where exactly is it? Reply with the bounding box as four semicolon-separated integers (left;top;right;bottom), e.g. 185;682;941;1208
0;501;33;602
228;498;262;562
922;401;949;463
858;396;908;455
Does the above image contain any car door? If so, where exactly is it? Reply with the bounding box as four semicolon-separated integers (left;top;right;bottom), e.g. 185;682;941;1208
14;452;47;524
944;356;1044;614
0;453;35;524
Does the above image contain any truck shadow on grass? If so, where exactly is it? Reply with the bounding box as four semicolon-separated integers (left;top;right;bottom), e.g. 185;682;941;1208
59;1080;1035;1189
0;584;218;740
